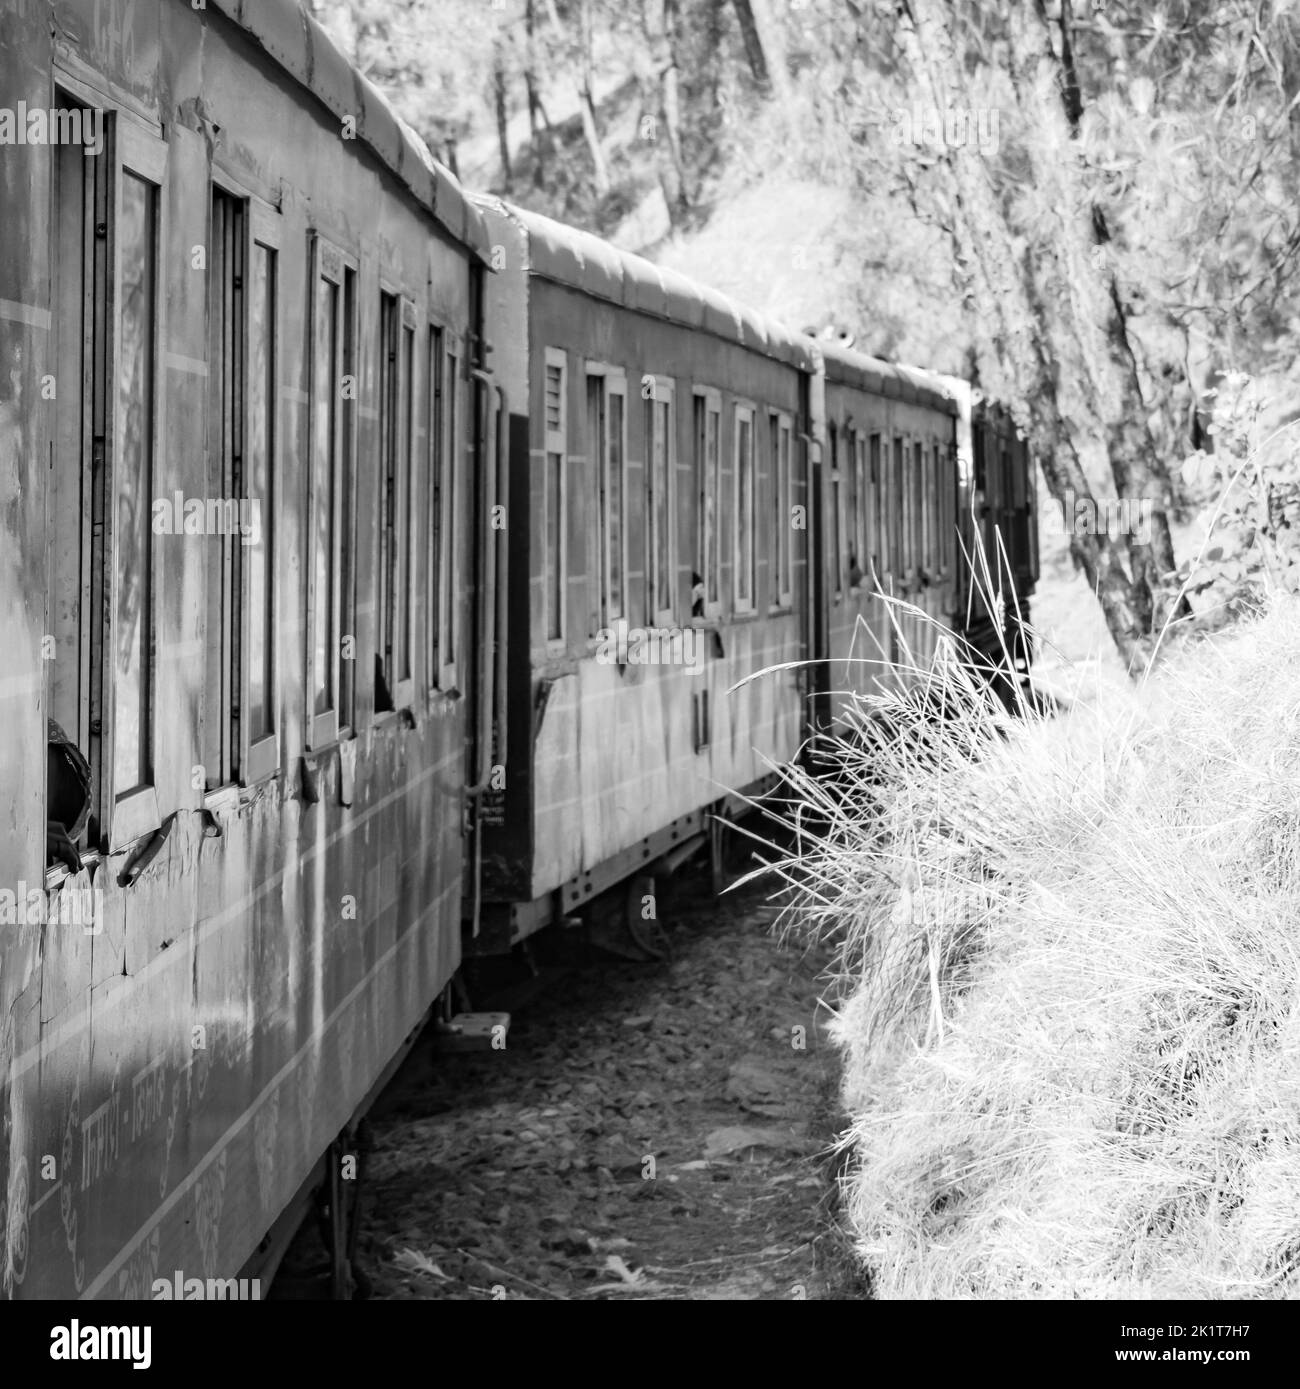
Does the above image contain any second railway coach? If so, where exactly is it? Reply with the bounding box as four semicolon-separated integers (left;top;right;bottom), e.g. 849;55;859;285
813;343;959;725
468;198;818;951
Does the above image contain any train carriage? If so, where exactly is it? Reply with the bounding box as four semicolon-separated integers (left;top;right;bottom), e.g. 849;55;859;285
943;378;1039;702
469;198;817;950
1;0;490;1298
813;344;960;721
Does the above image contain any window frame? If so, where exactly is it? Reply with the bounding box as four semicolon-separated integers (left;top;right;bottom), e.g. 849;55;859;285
241;201;282;782
204;184;245;796
828;422;843;603
869;432;884;581
586;362;630;630
605;371;629;626
917;438;931;584
935;438;952;584
305;232;358;751
107;117;167;851
732;400;757;616
693;386;722;620
853;430;868;593
769;407;794;610
397;296;418;707
543;347;568;650
376;285;417;714
205;183;283;788
437;335;462;692
426;318;445;693
895;434;912;589
644;374;677;627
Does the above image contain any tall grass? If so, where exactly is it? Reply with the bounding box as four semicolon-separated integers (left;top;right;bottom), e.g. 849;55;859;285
761;597;1300;1298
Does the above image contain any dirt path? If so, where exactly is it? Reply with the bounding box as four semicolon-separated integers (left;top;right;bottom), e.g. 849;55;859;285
353;868;865;1300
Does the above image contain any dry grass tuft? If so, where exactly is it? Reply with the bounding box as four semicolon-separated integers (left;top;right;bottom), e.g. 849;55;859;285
761;596;1300;1298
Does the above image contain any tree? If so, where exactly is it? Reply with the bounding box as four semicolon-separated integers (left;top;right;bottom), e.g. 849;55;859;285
641;0;691;219
492;32;513;192
542;0;612;196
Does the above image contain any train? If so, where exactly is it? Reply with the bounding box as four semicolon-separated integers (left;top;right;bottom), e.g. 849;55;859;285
0;0;1037;1299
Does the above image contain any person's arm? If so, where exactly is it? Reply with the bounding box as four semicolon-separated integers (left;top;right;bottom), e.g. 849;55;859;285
47;820;82;875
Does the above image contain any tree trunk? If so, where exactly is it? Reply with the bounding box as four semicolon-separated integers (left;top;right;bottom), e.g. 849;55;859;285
542;0;611;196
732;0;771;88
1278;6;1300;161
577;0;612;195
706;0;726;110
493;41;512;194
898;0;1151;667
642;0;690;218
526;0;548;188
1012;0;1187;629
747;0;794;109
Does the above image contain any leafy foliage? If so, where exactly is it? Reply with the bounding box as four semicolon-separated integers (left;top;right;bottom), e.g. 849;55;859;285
1178;375;1300;624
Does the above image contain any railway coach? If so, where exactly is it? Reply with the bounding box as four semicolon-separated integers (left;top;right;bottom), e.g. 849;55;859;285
944;377;1039;706
1;0;491;1298
813;343;962;728
468;198;820;953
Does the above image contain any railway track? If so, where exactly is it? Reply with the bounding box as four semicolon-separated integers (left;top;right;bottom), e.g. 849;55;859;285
273;865;865;1300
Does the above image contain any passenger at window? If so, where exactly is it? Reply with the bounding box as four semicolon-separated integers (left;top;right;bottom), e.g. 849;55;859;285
691;571;705;619
47;717;91;874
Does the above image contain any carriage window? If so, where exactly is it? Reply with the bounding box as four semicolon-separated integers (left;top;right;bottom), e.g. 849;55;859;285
588;369;629;631
205;189;246;789
545;351;566;642
399;311;415;686
309;238;356;746
377;293;396;708
245;235;277;769
934;445;949;579
587;373;605;633
205;195;283;786
605;377;626;622
869;433;883;577
894;436;908;581
115;170;158;799
771;412;793;607
645;382;675;622
377;292;415;709
50;109;170;853
843;427;855;589
828;424;842;600
440;347;460;681
916;441;930;579
1001;445;1014;570
695;390;721;614
734;405;756;613
51;108;109;847
427;325;444;683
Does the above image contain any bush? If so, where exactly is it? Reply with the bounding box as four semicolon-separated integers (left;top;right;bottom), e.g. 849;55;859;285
771;599;1300;1298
